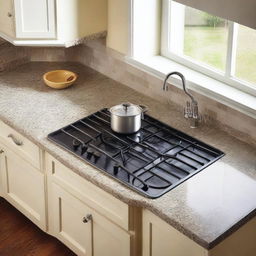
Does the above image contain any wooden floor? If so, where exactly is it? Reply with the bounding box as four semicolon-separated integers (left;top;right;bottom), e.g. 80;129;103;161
0;198;76;256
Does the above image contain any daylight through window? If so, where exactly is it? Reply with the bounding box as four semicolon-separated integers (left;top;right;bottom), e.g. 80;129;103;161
161;0;256;95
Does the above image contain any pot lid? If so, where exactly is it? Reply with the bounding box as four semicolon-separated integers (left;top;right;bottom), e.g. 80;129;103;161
110;103;142;117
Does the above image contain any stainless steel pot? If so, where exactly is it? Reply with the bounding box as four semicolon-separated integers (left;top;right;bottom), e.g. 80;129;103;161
109;103;148;134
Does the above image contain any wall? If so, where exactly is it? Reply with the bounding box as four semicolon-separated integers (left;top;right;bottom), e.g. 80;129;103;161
0;27;256;147
0;38;29;72
107;0;129;54
25;38;256;146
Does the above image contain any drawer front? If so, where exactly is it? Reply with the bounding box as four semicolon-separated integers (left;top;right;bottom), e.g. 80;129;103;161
0;120;40;169
46;153;129;230
0;144;46;230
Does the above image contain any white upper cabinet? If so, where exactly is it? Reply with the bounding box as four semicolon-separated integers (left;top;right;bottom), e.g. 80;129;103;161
0;0;107;47
14;0;56;39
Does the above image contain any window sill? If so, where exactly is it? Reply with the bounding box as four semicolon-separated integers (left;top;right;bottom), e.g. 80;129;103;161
126;55;256;119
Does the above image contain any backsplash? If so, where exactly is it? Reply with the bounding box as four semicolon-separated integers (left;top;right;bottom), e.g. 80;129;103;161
68;39;256;146
1;37;256;146
0;38;29;72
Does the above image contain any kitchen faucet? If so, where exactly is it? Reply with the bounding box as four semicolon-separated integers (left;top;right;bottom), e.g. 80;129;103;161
163;71;200;128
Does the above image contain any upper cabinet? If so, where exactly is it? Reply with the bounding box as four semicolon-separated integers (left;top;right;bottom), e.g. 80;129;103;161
14;0;56;39
0;0;107;47
0;0;15;38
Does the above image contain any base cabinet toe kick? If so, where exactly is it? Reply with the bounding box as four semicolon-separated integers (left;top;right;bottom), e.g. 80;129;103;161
0;120;255;256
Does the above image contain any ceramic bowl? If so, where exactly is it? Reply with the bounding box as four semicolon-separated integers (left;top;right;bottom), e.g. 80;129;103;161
43;70;77;89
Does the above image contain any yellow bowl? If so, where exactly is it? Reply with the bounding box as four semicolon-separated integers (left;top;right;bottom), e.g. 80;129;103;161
43;70;78;89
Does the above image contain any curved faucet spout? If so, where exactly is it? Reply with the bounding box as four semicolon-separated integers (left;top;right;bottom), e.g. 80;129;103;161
162;71;196;103
163;71;201;128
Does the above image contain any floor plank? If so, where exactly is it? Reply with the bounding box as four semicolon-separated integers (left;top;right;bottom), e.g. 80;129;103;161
0;198;76;256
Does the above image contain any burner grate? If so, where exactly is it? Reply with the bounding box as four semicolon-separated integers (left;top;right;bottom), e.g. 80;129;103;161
48;109;224;198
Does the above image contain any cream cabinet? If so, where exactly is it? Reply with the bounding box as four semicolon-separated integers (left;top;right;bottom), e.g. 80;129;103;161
0;120;46;230
0;144;46;230
51;183;130;256
0;0;107;47
46;153;132;256
0;148;4;197
143;210;256;256
0;0;15;38
143;210;207;256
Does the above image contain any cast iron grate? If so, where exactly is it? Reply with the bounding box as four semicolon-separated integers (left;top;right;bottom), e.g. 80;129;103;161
48;109;224;198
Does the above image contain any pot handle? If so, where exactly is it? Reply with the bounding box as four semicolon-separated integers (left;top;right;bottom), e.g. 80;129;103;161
139;105;148;119
139;105;148;113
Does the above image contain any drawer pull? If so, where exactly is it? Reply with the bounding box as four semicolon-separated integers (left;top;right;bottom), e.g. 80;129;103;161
82;214;92;223
0;149;4;154
8;134;23;146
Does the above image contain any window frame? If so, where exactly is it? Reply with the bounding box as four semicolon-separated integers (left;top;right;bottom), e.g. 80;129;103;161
161;0;256;97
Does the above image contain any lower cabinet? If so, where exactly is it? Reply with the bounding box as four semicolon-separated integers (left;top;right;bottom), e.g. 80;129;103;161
143;210;207;256
0;122;255;256
0;148;4;196
51;182;131;256
0;144;46;230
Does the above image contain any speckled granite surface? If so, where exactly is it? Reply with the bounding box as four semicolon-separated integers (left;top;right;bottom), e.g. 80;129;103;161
0;62;256;249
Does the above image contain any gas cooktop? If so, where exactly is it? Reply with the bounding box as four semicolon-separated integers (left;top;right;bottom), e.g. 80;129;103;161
48;109;224;198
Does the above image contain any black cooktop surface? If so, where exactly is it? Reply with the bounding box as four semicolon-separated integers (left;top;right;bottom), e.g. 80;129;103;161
48;108;224;198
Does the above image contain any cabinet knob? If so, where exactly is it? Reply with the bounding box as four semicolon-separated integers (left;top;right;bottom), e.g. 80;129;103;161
82;214;92;223
0;149;4;154
7;12;12;18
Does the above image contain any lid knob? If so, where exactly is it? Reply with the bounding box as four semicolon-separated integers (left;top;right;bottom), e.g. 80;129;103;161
122;103;131;111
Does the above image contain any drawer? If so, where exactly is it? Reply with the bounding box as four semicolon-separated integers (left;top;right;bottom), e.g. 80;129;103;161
46;153;129;230
0;120;40;169
0;144;46;231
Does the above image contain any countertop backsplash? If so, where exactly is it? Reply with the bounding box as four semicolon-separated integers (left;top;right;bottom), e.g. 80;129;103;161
1;37;256;147
0;38;29;72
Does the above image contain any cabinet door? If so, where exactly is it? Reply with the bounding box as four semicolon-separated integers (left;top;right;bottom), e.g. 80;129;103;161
0;148;4;197
0;144;46;230
0;0;15;37
143;210;207;256
14;0;56;39
51;183;130;256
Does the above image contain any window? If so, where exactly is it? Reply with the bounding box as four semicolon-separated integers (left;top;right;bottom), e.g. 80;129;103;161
184;7;228;71
161;0;256;96
235;25;256;85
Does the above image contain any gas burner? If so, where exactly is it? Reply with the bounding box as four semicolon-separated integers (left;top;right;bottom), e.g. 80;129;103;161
48;108;224;198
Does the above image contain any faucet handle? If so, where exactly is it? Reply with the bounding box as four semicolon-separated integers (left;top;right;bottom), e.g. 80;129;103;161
184;100;201;128
184;101;192;119
191;101;199;119
184;103;188;119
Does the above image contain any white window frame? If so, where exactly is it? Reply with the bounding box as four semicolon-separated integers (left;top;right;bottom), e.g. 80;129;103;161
161;0;256;97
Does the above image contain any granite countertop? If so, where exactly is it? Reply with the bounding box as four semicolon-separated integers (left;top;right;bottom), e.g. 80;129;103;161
0;62;255;250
